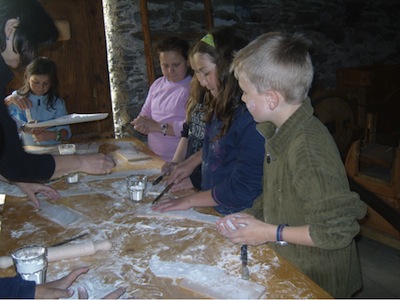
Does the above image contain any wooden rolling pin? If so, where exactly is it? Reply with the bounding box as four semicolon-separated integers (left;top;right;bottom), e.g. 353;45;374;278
0;239;112;269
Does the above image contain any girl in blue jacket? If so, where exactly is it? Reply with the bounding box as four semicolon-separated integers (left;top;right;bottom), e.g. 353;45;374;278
5;56;71;146
152;27;264;215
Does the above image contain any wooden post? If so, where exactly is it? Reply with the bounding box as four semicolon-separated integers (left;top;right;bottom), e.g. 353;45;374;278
204;0;214;31
140;0;155;85
140;0;214;85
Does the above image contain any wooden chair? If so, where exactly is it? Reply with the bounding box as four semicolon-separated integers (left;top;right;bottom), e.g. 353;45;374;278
345;138;400;248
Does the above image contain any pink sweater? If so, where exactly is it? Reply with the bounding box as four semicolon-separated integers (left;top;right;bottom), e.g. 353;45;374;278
140;75;191;161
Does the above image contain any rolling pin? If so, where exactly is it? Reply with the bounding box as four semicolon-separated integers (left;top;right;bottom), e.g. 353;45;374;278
0;239;112;269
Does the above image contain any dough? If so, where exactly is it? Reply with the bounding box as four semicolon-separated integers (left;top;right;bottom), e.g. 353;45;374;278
135;203;220;224
115;149;150;162
149;255;266;299
98;143;119;154
37;200;86;227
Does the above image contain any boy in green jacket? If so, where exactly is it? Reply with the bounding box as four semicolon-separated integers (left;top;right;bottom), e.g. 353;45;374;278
216;32;367;298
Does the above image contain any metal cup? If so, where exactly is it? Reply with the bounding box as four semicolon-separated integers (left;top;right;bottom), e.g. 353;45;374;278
58;144;80;183
127;175;147;202
11;245;48;284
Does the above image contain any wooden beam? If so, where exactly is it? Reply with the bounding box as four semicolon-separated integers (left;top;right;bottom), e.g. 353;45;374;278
204;0;214;31
140;0;155;85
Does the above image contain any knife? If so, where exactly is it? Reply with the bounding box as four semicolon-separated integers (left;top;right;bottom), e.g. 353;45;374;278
152;174;165;185
50;232;89;247
152;183;174;205
240;244;250;280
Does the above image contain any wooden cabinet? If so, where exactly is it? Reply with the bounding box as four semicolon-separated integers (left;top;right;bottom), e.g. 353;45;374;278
7;0;114;140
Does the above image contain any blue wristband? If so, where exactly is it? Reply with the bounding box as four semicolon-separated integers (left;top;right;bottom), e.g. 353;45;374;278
276;224;288;246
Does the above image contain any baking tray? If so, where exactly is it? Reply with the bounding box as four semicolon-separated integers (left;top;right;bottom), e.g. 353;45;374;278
25;113;108;128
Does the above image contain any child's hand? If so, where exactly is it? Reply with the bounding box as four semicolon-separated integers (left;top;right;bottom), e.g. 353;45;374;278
216;213;273;245
161;161;177;175
4;94;32;110
32;129;54;142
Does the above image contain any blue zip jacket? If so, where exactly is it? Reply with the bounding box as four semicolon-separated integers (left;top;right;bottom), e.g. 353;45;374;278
8;92;71;146
0;275;35;298
202;104;264;215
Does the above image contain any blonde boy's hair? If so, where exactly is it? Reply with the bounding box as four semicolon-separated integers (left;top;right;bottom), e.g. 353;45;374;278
231;32;314;104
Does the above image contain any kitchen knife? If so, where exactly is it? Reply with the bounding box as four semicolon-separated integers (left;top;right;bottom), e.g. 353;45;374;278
152;182;174;205
152;174;165;185
51;232;89;247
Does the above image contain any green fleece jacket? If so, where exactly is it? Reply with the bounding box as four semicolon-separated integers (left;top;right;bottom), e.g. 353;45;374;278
247;97;367;298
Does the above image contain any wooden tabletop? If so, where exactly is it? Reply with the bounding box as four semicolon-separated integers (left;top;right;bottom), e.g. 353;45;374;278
0;138;331;299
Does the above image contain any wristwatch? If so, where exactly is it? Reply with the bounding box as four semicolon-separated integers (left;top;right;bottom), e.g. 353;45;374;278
161;123;168;136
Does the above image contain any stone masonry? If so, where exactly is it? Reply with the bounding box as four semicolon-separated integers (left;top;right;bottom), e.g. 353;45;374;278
102;0;400;139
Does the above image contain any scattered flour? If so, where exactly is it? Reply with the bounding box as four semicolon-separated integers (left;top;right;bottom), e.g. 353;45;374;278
149;255;266;299
10;222;39;239
3;159;318;298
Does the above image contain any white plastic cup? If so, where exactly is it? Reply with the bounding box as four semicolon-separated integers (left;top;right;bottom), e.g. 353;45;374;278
58;143;76;155
58;144;80;183
11;245;48;284
127;175;147;202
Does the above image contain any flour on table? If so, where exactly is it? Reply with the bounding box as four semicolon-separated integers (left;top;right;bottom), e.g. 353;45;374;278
149;255;266;299
10;222;40;239
135;203;220;224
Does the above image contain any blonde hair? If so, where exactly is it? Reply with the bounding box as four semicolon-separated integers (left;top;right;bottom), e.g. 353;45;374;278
231;32;314;104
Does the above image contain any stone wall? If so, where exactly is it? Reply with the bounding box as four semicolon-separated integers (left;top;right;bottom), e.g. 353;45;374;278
103;0;400;138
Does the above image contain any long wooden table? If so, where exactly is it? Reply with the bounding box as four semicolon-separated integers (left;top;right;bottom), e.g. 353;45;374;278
0;138;331;298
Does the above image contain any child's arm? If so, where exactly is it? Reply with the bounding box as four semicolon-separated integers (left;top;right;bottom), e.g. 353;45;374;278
216;214;314;246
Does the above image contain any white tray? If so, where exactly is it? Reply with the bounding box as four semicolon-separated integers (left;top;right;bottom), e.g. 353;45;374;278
25;113;108;128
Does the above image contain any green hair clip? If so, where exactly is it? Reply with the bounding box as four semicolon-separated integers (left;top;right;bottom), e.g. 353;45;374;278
200;33;215;48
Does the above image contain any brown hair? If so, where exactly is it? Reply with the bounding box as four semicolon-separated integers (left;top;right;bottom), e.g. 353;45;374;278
185;76;205;122
189;26;248;139
19;56;60;110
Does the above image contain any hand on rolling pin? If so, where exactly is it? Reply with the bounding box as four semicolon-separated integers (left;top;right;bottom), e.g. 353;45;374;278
14;182;61;208
35;266;126;299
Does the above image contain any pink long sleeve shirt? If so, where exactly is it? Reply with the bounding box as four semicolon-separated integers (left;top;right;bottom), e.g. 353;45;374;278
140;75;191;161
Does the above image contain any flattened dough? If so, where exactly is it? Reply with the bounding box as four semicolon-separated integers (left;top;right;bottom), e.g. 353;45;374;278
135;203;220;224
36;200;86;227
149;255;266;299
